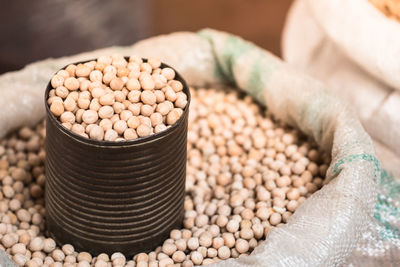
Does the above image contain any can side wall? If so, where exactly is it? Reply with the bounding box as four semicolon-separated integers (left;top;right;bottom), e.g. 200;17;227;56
44;59;190;256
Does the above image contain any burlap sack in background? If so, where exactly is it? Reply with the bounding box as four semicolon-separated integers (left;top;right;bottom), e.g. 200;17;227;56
0;29;383;266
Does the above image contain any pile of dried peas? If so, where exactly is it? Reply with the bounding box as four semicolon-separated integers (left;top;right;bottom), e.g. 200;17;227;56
48;54;187;141
0;87;329;266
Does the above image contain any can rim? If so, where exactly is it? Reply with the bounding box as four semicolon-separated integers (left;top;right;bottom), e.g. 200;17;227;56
44;57;191;147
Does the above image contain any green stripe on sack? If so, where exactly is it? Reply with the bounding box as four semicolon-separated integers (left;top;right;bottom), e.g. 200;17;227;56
374;170;400;240
375;193;400;240
219;35;255;84
332;155;400;241
247;58;266;106
198;31;255;83
379;169;400;196
332;153;380;180
198;29;278;107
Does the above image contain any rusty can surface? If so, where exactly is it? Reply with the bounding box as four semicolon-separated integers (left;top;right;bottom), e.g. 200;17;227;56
44;59;190;256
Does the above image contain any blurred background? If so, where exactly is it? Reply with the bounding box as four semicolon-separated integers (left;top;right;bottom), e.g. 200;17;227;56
0;0;292;74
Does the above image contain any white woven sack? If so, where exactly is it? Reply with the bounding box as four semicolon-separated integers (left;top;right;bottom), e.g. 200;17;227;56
0;29;379;266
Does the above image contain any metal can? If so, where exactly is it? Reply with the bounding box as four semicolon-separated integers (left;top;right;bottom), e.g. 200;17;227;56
44;59;190;256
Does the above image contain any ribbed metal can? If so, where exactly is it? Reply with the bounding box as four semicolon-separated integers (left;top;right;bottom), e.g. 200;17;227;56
44;59;190;256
